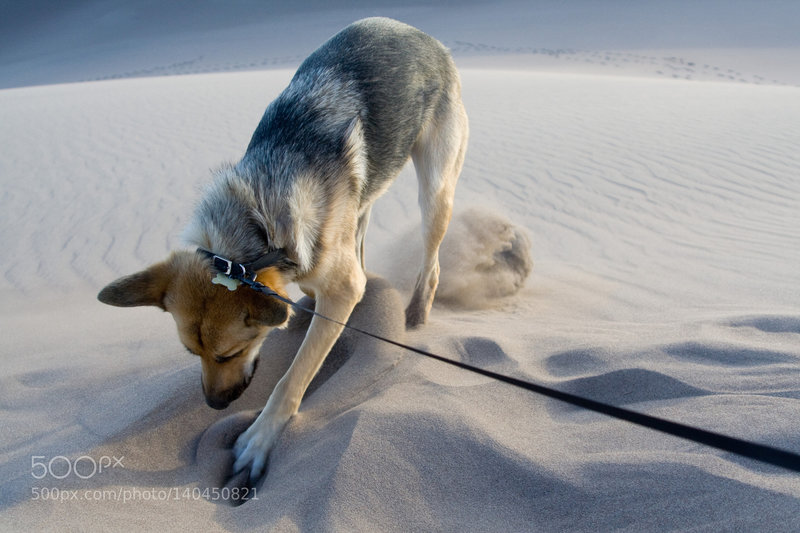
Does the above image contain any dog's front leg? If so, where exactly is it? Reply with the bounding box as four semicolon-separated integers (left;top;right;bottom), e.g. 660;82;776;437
233;268;366;482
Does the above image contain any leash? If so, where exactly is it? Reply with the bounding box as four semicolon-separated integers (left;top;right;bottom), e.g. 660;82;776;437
204;251;800;473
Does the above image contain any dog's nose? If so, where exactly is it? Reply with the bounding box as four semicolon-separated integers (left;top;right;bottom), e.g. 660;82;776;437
204;394;230;410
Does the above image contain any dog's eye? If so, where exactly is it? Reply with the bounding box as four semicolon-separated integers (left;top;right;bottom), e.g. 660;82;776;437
214;350;243;364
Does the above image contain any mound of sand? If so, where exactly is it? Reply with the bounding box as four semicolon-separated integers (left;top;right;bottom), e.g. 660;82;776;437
196;275;406;505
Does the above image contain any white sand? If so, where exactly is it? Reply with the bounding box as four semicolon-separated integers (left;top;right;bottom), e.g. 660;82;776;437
2;2;800;531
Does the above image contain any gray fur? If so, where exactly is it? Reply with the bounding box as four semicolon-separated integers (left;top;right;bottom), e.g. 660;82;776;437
184;17;462;275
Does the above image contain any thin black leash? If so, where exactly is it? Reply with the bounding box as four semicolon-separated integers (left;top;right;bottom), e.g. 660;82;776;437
219;263;800;473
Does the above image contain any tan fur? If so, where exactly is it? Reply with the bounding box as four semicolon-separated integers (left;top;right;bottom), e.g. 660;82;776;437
99;251;290;409
254;267;289;299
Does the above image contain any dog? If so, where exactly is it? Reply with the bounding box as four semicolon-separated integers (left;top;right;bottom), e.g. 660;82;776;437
97;17;468;482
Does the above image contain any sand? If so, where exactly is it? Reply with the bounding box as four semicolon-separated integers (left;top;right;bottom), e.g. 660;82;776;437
2;1;800;531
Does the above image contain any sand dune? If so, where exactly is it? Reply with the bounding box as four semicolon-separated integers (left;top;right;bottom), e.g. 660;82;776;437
3;1;800;88
2;2;800;531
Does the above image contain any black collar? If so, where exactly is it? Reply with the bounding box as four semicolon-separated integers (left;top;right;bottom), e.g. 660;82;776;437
197;248;295;280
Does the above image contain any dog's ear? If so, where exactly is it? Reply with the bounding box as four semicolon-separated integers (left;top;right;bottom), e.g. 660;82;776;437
244;292;290;327
244;266;291;326
97;261;172;309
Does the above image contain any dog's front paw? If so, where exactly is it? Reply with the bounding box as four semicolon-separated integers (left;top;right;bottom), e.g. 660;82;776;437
232;416;284;483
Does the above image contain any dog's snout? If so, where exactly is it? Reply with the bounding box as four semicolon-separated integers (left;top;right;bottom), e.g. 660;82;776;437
201;375;233;410
202;369;254;410
204;394;231;410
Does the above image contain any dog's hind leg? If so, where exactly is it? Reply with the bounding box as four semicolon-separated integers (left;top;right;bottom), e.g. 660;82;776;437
406;90;469;328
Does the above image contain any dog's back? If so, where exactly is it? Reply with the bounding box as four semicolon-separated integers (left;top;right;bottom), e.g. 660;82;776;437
243;17;461;206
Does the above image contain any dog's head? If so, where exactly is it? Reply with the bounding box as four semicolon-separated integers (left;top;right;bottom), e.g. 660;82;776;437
97;251;290;409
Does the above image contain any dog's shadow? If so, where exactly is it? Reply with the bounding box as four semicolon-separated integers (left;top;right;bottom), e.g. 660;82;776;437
195;274;406;505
